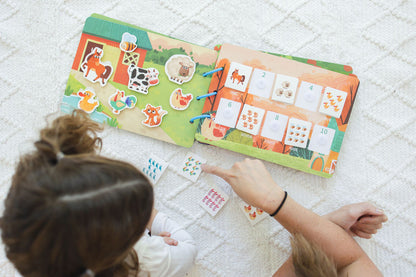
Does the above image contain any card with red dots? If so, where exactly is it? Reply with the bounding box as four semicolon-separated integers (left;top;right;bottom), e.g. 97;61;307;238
239;201;268;225
199;184;229;216
319;87;348;118
236;104;266;135
178;152;206;182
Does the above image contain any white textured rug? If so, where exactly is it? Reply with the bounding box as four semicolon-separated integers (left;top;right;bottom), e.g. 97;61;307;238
0;0;415;276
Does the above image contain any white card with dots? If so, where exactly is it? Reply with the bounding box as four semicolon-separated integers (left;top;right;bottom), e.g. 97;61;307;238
271;74;299;104
179;152;206;182
319;87;348;118
236;104;266;135
142;154;168;185
284;118;312;148
199;184;229;216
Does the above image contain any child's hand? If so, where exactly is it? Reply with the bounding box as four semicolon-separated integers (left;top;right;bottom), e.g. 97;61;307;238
202;159;285;214
159;232;178;246
324;202;388;239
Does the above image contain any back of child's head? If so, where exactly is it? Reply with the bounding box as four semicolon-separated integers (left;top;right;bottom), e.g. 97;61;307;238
0;110;153;277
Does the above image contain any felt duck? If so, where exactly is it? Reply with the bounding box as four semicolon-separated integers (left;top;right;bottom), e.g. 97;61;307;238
77;89;99;113
108;90;137;114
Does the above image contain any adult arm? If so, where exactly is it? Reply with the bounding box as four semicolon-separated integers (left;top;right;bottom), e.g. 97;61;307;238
202;159;383;277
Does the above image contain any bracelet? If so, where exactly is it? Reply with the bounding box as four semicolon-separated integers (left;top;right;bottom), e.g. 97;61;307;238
269;191;288;217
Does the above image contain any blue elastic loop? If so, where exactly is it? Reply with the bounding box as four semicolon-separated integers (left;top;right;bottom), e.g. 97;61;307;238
189;114;211;124
196;91;217;100
202;67;224;77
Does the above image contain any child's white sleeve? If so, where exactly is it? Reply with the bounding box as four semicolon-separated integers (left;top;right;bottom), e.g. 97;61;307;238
134;212;197;277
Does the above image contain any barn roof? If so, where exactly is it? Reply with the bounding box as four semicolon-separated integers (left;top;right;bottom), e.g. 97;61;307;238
83;14;153;51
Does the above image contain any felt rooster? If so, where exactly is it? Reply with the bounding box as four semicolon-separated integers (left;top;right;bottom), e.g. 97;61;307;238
77;89;99;113
200;113;229;141
169;88;193;110
249;212;257;220
108;90;137;115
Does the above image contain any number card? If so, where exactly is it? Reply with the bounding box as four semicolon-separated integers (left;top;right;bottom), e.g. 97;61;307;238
307;125;335;155
248;69;276;98
260;111;289;141
295;81;323;112
214;98;242;128
199;184;229;216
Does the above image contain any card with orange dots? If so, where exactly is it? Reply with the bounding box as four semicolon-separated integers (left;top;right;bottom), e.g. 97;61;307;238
239;201;268;225
319;87;348;118
236;104;265;135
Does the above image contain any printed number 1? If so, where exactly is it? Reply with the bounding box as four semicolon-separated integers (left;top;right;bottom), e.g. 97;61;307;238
228;102;232;108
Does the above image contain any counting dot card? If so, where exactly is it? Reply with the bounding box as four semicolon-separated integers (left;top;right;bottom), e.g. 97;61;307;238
236;104;266;135
284;118;312;148
239;201;268;225
319;87;348;118
272;74;299;104
214;98;242;128
307;125;336;155
260;112;289;141
248;69;276;98
294;81;323;112
179;152;206;182
224;62;253;92
199;184;229;216
142;154;169;185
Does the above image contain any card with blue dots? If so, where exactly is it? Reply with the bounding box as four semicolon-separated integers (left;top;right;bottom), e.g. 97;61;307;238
142;154;168;185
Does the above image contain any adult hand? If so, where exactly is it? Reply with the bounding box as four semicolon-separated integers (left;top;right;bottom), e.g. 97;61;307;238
324;202;388;239
202;158;285;214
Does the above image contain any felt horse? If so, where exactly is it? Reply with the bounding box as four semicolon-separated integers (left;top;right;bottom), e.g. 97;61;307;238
81;47;112;85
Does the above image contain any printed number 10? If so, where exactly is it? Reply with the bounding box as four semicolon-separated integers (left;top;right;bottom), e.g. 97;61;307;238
320;128;328;135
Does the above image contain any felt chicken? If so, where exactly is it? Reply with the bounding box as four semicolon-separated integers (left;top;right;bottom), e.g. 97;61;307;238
244;205;252;213
77;89;99;113
169;88;193;110
200;113;229;141
249;212;257;220
108;90;137;115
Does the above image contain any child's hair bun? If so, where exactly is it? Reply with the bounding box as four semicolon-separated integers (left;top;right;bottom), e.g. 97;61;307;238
34;110;103;163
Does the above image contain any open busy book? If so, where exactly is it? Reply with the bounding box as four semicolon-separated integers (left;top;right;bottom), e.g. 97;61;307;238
62;14;360;178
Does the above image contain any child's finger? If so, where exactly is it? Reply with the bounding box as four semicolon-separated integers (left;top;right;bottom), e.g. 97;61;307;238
163;237;178;246
159;231;171;237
